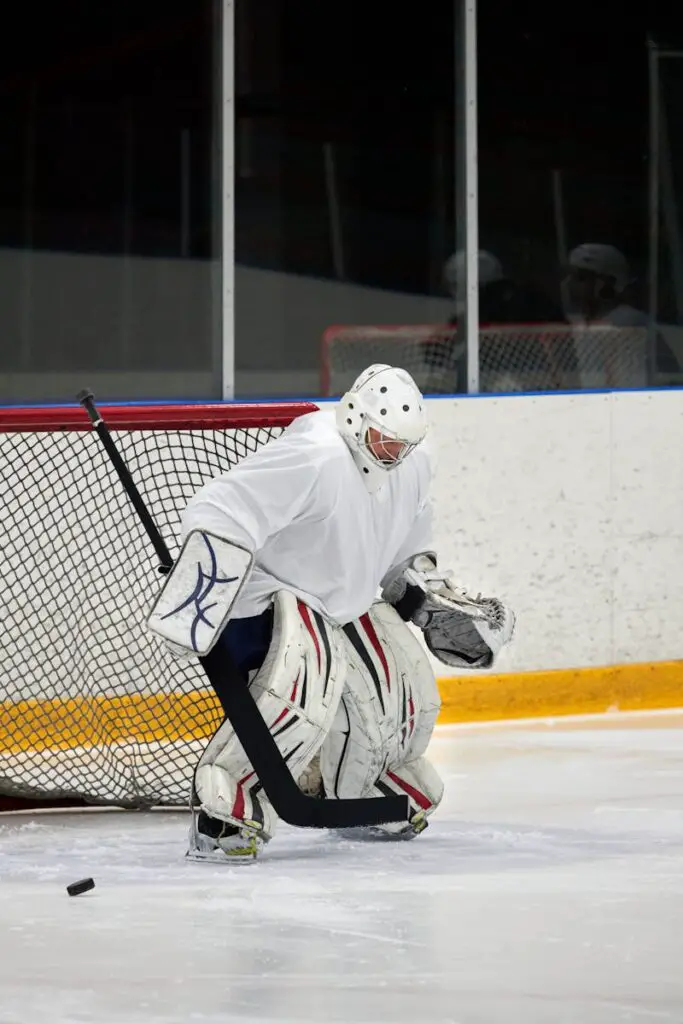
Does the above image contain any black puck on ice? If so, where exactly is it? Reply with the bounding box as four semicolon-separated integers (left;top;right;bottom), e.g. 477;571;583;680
67;877;95;897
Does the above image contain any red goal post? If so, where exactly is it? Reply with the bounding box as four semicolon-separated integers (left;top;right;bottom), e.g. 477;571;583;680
0;400;316;810
321;322;651;395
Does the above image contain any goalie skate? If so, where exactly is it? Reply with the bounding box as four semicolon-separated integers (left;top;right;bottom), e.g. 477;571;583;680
186;807;267;864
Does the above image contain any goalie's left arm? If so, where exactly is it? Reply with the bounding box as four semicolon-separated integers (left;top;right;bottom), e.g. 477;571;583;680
381;553;515;669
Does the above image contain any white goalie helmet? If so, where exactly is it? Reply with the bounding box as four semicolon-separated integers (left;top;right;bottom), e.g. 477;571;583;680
336;364;428;493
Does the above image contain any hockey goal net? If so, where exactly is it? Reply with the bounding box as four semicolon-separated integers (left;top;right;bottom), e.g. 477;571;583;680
321;323;651;395
0;400;315;809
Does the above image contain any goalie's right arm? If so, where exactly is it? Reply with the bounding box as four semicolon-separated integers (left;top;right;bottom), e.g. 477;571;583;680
382;554;515;669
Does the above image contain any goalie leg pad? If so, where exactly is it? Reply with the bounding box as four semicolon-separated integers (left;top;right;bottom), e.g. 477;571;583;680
370;756;444;836
319;602;442;808
194;590;347;835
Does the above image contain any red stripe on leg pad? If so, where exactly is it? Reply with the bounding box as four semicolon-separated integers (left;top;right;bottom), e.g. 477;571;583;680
386;769;431;810
231;783;246;819
232;770;258;819
297;599;322;671
271;706;289;728
359;613;391;692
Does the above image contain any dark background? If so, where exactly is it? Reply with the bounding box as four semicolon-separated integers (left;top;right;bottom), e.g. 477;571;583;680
1;0;683;377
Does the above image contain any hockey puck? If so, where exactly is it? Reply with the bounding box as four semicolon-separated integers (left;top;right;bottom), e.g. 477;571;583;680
67;877;95;897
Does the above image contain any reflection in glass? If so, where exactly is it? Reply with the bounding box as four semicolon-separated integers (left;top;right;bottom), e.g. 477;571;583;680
472;9;683;393
234;0;459;398
0;1;221;403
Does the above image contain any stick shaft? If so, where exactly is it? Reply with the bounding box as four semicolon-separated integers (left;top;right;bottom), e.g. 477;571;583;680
78;389;173;572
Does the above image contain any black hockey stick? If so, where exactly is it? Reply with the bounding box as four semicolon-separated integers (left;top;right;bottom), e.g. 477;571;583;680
77;389;409;830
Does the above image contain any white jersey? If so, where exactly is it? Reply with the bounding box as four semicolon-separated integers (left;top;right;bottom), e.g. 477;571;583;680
602;303;647;327
571;304;650;388
181;409;433;625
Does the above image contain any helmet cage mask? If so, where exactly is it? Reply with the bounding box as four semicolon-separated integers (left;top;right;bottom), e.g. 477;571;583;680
360;414;421;468
336;364;427;492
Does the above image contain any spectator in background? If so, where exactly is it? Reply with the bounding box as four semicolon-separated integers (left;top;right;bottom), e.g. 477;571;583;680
562;243;642;327
445;249;563;325
561;243;679;386
424;249;564;393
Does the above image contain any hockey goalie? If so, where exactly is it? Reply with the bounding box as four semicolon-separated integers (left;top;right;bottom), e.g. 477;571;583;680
148;364;515;860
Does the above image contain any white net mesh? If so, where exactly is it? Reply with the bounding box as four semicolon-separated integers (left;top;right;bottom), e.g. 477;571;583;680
0;402;314;808
322;323;651;395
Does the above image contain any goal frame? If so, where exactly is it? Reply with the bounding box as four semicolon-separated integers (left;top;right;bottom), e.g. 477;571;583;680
0;400;317;434
0;400;316;815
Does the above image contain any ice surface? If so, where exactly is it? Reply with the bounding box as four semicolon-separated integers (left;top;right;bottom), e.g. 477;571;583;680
1;712;682;1024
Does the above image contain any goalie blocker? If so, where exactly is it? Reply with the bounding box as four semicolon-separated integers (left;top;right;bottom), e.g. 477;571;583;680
147;529;253;656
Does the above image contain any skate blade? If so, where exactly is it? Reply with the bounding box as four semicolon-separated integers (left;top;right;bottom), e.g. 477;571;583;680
186;846;259;864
